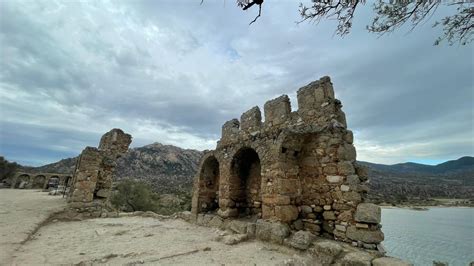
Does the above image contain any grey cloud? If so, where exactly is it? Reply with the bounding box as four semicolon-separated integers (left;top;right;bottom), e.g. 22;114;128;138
0;0;472;166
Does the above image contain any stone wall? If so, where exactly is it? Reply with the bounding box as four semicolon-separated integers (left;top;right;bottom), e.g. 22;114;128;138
192;76;384;249
67;129;132;217
10;172;72;190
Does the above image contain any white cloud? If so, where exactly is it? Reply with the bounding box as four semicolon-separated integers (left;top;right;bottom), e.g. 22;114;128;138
0;0;472;166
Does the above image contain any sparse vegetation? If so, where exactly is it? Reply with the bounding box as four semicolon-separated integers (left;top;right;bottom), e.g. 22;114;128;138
0;156;18;182
110;179;191;215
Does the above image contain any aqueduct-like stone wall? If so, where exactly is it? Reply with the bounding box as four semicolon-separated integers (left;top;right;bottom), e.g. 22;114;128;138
67;128;132;217
11;172;72;190
192;76;383;248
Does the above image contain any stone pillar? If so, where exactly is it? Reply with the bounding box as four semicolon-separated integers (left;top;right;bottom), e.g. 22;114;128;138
67;129;132;217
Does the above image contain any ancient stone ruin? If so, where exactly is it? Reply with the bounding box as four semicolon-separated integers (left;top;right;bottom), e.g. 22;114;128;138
67;128;132;217
11;172;72;190
192;76;384;248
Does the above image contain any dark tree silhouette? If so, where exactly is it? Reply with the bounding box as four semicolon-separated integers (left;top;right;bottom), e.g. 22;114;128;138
231;0;473;45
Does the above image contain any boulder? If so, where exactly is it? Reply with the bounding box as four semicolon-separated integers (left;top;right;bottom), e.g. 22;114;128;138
256;220;290;244
346;226;384;244
222;234;248;245
229;220;249;234
354;203;381;224
308;240;342;265
208;216;224;229
285;230;316;250
338;251;374;266
372;257;413;266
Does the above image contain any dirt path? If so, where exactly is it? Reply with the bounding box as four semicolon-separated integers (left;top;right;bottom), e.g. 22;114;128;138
12;216;302;265
2;190;303;265
0;189;67;264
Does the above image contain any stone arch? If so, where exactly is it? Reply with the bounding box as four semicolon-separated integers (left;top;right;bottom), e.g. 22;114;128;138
14;174;30;188
197;156;220;213
46;176;60;189
230;147;262;216
32;175;46;189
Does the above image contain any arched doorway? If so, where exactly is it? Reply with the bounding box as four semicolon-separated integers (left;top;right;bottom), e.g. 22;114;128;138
198;156;220;213
230;147;262;216
32;175;46;189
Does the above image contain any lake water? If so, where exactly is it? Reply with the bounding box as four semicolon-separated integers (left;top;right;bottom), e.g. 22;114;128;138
382;208;474;266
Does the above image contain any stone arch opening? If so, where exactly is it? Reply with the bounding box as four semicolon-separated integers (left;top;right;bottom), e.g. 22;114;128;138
15;174;30;188
230;147;262;216
32;175;46;189
197;156;220;213
46;176;59;189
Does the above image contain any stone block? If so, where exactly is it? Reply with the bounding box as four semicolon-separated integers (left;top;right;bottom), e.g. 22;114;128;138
308;240;342;265
256;220;290;244
208;216;224;229
285;230;316;250
221;119;240;140
275;205;299;222
95;189;110;198
354;203;381;224
323;211;336;220
338;251;374;266
264;95;291;126
240;106;262;131
372;257;413;266
346;226;384;244
217;208;238;218
301;205;313;214
338;161;355;175
229;220;249;234
326;175;343;183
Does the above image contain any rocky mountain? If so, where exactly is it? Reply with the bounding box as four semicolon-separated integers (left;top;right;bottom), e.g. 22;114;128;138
114;143;202;193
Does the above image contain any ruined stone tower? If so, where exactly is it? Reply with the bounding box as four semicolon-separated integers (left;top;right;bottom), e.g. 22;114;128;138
192;76;383;247
68;128;132;217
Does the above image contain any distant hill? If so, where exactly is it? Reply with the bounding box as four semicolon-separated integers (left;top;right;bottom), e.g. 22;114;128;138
359;156;474;204
16;146;473;203
20;157;78;174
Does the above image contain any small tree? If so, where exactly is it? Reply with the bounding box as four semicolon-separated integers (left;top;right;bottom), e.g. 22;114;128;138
111;180;160;212
0;157;18;182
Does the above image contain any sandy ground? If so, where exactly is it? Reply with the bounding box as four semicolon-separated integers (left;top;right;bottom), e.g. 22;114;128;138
1;190;304;265
0;189;67;264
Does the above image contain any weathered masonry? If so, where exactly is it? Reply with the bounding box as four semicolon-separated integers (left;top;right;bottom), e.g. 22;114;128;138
67;128;132;217
11;172;72;190
192;76;384;247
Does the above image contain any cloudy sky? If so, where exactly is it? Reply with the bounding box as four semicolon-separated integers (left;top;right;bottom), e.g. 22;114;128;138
0;0;472;166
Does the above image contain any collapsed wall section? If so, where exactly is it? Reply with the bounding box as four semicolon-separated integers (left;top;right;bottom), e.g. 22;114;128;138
192;76;384;249
68;128;132;217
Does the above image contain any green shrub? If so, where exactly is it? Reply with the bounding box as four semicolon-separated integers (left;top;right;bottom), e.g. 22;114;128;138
111;180;160;212
111;179;192;215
